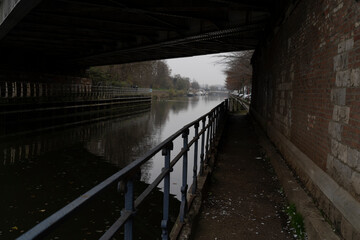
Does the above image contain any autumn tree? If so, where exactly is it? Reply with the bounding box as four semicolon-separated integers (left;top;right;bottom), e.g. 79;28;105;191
88;62;154;87
88;60;173;89
219;51;253;93
88;60;202;93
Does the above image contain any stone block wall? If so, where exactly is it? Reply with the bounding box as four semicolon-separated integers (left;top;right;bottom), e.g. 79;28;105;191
251;0;360;239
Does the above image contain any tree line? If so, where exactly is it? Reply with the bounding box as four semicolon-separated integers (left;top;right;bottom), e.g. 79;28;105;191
88;60;200;91
88;51;253;93
220;51;253;93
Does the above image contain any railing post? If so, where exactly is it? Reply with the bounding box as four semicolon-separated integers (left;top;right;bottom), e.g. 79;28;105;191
220;104;225;126
124;179;134;240
4;82;7;97
11;82;16;98
200;118;206;175
205;115;211;162
217;105;221;125
180;128;189;222
217;106;220;126
215;107;219;135
192;122;199;194
211;111;215;144
213;109;217;139
161;142;173;240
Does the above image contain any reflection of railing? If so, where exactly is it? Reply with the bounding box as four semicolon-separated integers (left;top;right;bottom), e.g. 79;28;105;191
229;94;249;112
17;100;229;240
0;81;151;99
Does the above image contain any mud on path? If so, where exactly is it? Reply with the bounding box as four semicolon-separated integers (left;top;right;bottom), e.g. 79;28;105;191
191;114;295;240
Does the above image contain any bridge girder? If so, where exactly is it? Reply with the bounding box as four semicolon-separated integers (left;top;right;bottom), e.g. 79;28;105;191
0;0;288;71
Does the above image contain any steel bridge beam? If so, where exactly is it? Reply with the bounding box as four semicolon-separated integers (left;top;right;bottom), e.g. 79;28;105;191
0;0;43;40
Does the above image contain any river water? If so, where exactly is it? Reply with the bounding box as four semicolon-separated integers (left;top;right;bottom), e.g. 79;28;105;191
0;95;226;239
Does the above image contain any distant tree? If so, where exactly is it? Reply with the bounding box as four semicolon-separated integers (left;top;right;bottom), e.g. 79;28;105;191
153;61;173;89
172;74;190;90
88;67;111;85
88;60;205;93
218;51;253;93
191;80;200;90
87;60;173;89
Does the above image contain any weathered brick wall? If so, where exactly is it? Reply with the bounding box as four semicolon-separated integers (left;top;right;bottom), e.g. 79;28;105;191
251;0;360;238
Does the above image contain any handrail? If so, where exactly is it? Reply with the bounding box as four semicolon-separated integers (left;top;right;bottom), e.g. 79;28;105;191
229;94;250;111
0;81;151;99
17;99;229;240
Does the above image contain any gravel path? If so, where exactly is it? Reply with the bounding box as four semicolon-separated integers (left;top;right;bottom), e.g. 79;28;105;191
191;114;295;240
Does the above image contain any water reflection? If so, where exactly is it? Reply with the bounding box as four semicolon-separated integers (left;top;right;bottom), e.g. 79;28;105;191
0;95;226;239
1;113;154;168
141;96;228;198
84;113;156;168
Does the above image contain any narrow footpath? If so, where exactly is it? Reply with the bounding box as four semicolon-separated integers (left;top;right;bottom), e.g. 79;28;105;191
191;113;295;240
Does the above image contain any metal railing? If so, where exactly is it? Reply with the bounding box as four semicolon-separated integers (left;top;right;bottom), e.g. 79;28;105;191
229;94;250;112
17;99;229;240
0;81;151;99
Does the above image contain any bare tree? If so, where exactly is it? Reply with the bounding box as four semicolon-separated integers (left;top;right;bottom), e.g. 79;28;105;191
217;51;253;93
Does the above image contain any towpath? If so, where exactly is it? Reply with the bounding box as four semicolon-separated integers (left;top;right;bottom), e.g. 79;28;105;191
191;113;295;240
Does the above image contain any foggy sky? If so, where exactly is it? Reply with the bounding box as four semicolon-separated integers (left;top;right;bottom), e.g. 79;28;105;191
166;53;227;87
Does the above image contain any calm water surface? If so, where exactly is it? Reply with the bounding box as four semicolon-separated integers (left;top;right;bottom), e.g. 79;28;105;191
0;95;226;239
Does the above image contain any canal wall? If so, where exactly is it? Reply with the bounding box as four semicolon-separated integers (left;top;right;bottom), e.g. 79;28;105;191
0;79;152;136
251;0;360;239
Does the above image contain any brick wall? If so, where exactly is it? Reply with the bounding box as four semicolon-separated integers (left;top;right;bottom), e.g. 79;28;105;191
251;0;360;238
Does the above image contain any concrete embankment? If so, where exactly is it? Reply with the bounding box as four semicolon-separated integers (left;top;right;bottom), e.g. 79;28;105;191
0;94;151;136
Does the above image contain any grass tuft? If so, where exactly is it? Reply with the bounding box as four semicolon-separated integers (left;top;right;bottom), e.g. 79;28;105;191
285;203;306;240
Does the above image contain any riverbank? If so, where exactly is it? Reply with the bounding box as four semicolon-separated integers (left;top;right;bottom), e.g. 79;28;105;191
151;89;186;100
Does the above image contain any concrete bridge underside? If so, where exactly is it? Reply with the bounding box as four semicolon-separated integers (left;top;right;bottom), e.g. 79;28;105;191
0;0;288;71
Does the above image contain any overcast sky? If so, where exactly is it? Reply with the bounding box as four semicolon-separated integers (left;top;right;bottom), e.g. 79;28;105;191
166;53;227;86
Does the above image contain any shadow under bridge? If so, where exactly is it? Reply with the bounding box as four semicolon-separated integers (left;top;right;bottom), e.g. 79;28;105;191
0;0;285;70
